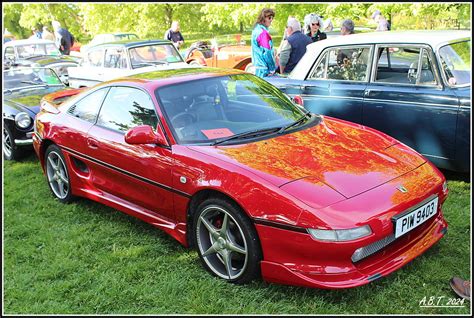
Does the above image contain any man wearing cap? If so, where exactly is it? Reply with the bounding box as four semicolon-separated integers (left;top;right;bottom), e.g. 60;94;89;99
278;17;312;74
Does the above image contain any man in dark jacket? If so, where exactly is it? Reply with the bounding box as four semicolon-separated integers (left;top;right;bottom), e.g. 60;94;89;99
52;20;75;55
278;17;312;74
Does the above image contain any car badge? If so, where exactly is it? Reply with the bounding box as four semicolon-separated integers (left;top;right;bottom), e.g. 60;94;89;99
180;176;187;184
397;185;408;193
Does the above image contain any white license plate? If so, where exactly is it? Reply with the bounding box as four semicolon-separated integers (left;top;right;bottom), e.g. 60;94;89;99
393;196;438;238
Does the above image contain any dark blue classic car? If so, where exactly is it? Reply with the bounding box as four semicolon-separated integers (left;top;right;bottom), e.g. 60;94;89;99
267;31;470;172
3;67;68;160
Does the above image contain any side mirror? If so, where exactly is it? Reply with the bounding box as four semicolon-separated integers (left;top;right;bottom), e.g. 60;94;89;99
292;95;304;107
125;125;168;146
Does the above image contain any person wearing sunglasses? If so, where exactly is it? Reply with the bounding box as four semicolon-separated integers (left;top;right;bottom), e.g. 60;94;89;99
251;8;277;77
303;13;327;43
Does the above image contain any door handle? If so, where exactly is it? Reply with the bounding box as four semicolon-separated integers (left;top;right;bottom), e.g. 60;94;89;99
87;138;99;149
365;89;381;96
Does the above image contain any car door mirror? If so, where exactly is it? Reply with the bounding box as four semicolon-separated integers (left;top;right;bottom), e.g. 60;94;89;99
125;125;168;146
292;95;304;107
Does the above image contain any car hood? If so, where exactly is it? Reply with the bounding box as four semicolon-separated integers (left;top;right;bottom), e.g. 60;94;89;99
188;116;426;207
4;86;68;116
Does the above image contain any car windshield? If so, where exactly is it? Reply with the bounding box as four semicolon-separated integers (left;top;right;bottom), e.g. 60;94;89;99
439;40;471;86
156;73;307;144
129;44;183;68
114;34;138;41
3;67;63;90
16;43;61;58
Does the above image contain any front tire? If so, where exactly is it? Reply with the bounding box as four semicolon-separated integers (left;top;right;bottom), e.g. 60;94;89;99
3;125;25;161
193;197;262;284
45;144;74;203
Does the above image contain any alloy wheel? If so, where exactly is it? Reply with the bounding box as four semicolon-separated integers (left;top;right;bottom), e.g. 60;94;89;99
196;205;248;280
46;150;70;199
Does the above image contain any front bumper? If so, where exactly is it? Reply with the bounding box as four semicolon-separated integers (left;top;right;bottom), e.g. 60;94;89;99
257;212;447;289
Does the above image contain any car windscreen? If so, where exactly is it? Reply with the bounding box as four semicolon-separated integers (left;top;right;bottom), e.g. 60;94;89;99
3;68;63;90
16;43;61;58
155;73;307;144
129;44;183;68
439;40;471;86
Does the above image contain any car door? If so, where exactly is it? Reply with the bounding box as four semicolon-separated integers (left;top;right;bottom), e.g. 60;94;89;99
285;44;373;123
363;44;459;163
86;85;175;221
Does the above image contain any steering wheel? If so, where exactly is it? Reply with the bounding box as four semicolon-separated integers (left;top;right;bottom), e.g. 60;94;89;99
171;112;196;128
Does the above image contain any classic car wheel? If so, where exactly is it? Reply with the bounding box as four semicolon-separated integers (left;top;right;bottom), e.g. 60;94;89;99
3;126;24;161
194;197;262;284
45;144;74;203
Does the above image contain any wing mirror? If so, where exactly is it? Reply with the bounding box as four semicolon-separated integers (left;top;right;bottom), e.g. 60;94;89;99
292;95;304;107
125;125;168;146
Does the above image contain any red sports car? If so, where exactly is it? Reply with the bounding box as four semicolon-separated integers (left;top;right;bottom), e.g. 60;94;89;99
33;68;448;289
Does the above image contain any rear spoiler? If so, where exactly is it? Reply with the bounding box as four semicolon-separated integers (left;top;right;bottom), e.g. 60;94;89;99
40;87;87;114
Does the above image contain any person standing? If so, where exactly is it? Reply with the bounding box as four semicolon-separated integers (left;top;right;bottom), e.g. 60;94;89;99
278;17;312;74
371;10;390;31
29;27;42;40
251;8;277;78
337;19;356;66
41;25;55;42
52;20;75;55
164;21;184;49
304;13;327;42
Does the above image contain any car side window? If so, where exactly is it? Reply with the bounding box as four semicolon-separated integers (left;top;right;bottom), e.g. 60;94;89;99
104;48;127;69
5;47;15;60
374;46;437;85
67;88;108;123
309;46;371;82
86;48;104;67
97;87;158;133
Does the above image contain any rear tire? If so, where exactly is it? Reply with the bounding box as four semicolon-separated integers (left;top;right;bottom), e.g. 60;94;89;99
45;144;75;203
193;197;262;284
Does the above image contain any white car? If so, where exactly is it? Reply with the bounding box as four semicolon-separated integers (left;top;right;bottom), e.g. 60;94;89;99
3;39;61;67
79;32;139;54
68;39;195;88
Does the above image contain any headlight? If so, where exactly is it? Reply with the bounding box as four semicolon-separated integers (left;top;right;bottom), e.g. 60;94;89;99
15;112;32;128
307;225;372;242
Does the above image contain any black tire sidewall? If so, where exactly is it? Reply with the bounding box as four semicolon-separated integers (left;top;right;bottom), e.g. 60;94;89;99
3;125;24;161
192;197;262;284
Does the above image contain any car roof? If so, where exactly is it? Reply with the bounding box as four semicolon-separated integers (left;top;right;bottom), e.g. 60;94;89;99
91;39;173;48
4;39;56;46
306;30;471;50
95;32;138;36
102;67;245;88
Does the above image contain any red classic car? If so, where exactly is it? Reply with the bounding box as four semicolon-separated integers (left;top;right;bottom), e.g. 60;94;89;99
33;68;448;289
185;38;253;72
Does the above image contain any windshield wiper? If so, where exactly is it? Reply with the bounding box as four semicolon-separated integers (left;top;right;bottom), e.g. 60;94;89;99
278;111;312;134
212;127;281;146
21;80;47;86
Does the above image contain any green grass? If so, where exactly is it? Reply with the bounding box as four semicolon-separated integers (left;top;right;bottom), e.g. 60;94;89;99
3;152;471;314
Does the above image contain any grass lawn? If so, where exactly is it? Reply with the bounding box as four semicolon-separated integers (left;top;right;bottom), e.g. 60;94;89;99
3;152;471;314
